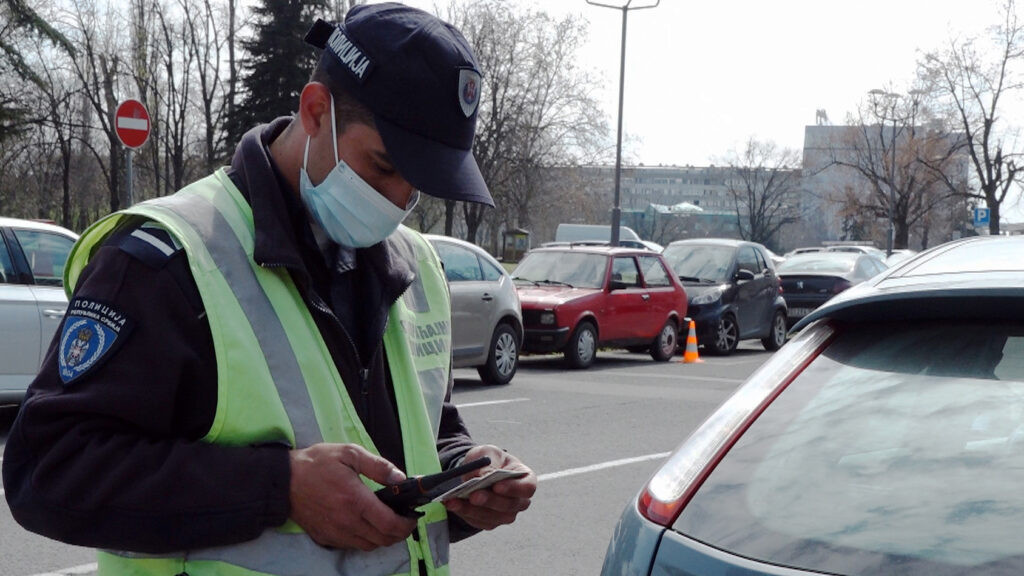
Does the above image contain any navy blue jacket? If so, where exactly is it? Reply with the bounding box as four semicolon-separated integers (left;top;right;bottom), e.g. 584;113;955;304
2;119;476;553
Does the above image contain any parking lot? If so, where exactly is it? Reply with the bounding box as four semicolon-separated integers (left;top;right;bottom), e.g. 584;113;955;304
0;343;772;576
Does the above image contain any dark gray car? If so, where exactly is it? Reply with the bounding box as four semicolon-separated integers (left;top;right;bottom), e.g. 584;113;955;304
661;238;787;355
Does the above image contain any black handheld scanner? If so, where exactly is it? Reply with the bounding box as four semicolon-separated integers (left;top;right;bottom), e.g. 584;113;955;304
375;456;491;517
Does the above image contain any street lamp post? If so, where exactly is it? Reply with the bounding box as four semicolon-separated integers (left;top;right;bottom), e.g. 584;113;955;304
586;0;659;246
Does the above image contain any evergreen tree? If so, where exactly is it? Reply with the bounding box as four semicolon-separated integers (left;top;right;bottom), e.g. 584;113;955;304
1;0;75;143
224;0;330;147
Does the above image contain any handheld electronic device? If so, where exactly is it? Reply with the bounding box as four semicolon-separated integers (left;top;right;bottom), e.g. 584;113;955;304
375;456;491;517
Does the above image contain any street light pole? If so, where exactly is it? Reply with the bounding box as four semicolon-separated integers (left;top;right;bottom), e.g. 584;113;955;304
586;0;659;246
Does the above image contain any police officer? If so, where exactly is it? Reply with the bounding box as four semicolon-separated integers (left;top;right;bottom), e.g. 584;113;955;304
2;4;536;575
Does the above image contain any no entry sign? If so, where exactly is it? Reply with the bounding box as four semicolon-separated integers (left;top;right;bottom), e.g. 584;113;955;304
115;99;151;149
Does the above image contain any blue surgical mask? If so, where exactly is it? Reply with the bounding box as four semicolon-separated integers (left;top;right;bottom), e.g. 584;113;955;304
299;95;418;248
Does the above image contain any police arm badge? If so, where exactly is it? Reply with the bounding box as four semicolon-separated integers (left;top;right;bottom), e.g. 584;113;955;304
58;298;135;385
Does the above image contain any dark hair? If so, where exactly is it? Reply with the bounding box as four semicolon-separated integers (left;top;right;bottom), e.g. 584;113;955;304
310;59;375;132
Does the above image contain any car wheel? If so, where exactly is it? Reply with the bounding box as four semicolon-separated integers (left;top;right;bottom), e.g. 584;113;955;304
761;309;787;351
564;321;597;369
649;320;678;362
477;323;519;385
708;314;739;356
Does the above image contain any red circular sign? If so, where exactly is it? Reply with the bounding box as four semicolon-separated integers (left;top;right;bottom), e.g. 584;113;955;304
114;99;151;149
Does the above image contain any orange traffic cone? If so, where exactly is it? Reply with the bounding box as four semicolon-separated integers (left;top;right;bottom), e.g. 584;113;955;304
681;317;702;363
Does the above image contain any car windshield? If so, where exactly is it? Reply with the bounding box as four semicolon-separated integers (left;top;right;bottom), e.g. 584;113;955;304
661;244;734;282
677;320;1024;575
512;251;608;289
777;254;856;274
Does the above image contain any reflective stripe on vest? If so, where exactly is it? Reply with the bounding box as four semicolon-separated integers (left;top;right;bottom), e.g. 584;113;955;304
65;170;453;576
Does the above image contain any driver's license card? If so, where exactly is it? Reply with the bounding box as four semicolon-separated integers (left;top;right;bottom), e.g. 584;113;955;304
431;469;528;502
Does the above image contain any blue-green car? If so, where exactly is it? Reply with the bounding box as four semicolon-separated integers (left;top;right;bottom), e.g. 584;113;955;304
602;235;1024;575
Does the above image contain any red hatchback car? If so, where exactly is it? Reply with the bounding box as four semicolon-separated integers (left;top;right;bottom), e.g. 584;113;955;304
512;244;688;368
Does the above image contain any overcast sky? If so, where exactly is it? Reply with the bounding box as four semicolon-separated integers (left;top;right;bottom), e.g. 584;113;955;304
369;0;1023;219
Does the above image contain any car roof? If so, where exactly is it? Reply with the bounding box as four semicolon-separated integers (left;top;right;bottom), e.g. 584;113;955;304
423;233;504;264
792;236;1024;330
0;217;78;238
665;238;759;249
527;244;651;256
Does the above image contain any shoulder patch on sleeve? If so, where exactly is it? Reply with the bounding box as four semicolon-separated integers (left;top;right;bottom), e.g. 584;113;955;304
58;298;135;385
115;221;183;269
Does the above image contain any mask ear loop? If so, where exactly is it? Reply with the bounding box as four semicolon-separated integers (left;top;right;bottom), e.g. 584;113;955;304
302;92;340;171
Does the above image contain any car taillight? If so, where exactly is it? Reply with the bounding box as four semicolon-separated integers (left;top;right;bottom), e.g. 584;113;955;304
637;323;836;527
832;279;853;294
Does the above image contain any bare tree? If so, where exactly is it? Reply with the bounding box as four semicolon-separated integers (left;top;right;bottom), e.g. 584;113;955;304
62;0;129;213
823;90;963;252
920;0;1024;235
185;0;228;173
722;138;802;249
442;0;608;245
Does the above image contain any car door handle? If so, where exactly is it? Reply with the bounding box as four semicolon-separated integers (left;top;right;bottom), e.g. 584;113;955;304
641;294;650;301
481;293;494;302
43;308;66;319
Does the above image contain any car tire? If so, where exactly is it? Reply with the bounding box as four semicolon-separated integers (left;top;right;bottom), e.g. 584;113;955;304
649;320;678;362
761;309;787;351
477;323;519;385
708;314;739;356
564;321;597;369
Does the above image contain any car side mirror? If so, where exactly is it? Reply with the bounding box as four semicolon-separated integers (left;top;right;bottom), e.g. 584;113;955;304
734;269;755;282
609;280;629;291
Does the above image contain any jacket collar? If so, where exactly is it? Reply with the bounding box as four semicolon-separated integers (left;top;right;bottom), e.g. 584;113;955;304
228;119;415;300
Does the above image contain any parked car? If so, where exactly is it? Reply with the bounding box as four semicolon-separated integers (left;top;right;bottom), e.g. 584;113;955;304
825;244;887;258
512;244;687;368
602;235;1024;576
783;246;825;258
886;248;918;265
777;251;888;327
425;234;522;385
660;239;788;355
1;217;78;404
542;239;663;252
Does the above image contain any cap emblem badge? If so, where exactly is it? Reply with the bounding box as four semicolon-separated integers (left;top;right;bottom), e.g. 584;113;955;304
458;69;481;118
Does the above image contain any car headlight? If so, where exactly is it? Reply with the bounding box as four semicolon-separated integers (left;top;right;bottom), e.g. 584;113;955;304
540;311;556;325
691;287;726;306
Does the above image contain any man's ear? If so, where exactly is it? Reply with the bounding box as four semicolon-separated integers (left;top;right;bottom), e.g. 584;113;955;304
298;82;332;137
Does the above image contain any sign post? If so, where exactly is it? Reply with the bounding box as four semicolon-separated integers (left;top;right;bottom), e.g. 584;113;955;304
114;99;151;206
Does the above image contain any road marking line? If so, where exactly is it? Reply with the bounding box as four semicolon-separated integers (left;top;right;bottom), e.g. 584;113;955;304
21;453;669;576
30;563;97;576
556;371;744;384
537;452;671;482
457;398;529;408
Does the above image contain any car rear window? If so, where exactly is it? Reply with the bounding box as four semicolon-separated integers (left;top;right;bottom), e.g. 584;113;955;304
778;255;855;274
676;320;1024;575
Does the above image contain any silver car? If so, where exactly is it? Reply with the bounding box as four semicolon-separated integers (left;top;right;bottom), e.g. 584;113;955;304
1;217;78;404
425;234;523;385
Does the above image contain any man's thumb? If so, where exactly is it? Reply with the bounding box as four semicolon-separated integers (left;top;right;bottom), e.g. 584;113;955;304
344;445;406;485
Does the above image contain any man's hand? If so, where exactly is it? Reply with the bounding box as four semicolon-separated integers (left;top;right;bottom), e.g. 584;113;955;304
288;443;417;550
441;444;536;531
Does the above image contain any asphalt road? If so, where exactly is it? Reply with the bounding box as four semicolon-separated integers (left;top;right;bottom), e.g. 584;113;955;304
0;343;773;576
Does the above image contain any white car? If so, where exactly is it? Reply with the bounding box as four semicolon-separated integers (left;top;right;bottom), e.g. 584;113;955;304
0;217;78;404
425;234;523;385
